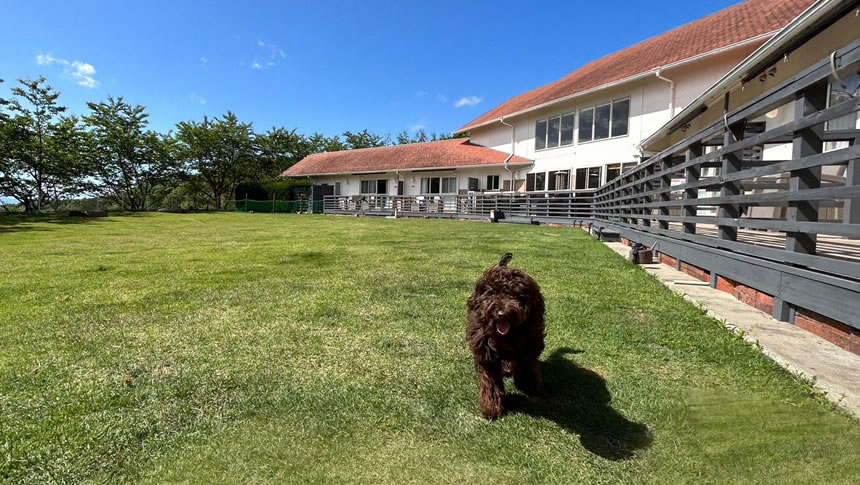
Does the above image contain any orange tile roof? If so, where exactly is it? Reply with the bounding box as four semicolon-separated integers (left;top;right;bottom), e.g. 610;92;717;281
281;138;531;177
456;0;815;133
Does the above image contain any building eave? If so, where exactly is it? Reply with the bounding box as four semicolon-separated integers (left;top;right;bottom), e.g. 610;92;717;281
454;32;777;135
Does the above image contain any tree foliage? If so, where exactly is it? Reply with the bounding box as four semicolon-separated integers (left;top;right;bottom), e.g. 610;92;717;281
0;77;86;211
83;97;174;210
0;73;466;212
175;112;256;210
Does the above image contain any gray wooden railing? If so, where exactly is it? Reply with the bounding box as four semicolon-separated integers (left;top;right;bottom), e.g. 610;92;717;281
593;39;860;328
323;191;595;225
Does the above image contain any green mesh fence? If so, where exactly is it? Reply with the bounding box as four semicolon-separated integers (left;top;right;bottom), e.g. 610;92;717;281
235;199;324;213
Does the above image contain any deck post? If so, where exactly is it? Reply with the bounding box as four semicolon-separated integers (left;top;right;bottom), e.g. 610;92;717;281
659;157;673;230
718;93;743;241
844;135;860;225
785;80;827;257
643;163;655;227
683;142;702;234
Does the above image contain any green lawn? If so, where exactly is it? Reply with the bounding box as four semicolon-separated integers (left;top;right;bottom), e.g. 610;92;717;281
1;212;858;484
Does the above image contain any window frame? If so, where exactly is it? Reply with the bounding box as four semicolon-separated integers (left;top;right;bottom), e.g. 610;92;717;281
578;97;631;144
535;111;575;151
486;174;500;191
420;176;458;195
574;166;604;190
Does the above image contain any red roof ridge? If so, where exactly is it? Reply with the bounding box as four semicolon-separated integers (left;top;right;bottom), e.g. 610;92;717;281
282;138;532;177
456;0;815;133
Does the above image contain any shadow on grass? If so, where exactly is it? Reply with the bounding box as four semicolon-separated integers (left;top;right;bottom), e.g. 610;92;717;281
505;347;652;460
0;211;148;234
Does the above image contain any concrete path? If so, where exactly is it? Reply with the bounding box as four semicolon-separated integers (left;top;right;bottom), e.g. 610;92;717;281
605;241;860;418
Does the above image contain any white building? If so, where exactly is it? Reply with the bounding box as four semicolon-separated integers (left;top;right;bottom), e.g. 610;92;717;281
284;0;817;197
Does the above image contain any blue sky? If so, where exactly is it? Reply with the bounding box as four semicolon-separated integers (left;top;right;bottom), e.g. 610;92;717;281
1;0;740;137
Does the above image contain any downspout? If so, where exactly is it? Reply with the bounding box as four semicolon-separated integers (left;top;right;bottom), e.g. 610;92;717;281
499;117;515;192
655;69;675;119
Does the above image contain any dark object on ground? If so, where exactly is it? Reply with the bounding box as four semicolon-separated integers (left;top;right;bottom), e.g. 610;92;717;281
627;243;653;264
85;210;108;217
157;208;187;213
466;252;545;419
505;348;652;460
67;210;87;217
489;210;505;223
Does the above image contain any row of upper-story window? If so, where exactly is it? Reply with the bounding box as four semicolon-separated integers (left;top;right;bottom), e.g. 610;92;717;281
534;97;630;151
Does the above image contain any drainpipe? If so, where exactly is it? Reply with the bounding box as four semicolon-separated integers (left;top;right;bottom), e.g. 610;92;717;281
499;117;515;192
655;69;675;118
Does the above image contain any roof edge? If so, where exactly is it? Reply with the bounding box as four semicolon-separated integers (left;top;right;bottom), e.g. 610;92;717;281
454;31;775;135
639;0;841;151
283;160;534;178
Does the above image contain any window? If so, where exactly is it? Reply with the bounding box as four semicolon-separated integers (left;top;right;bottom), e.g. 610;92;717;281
579;98;630;142
589;166;602;188
535;119;547;150
578;108;594;142
359;179;387;194
468;177;479;191
611;99;630;137
825;73;859;151
486;175;500;191
560;113;575;145
526;172;546;192
420;176;456;194
575;166;603;189
547;116;560;148
535;113;575;150
606;162;638;182
334;182;341;196
547;170;569;191
594;103;611;139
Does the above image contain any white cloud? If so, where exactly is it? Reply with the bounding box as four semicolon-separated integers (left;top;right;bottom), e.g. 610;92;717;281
35;53;99;88
200;56;209;67
436;94;448;103
189;92;206;105
249;39;285;70
410;123;425;132
416;90;428;97
454;96;482;108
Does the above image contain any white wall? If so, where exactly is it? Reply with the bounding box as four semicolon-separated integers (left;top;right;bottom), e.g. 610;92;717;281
468;44;760;188
312;166;516;197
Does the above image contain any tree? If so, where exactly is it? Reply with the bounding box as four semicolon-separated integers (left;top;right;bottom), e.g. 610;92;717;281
0;77;84;211
342;129;387;149
175;112;256;210
83;97;175;211
257;126;305;176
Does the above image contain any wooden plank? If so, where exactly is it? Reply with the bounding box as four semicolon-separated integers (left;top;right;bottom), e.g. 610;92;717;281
601;97;860;199
604;219;860;280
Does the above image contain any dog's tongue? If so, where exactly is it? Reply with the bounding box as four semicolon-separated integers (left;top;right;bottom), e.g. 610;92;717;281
496;321;510;335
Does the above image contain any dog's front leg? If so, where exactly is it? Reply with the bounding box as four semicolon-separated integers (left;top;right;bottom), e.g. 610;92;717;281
475;360;504;419
513;357;543;396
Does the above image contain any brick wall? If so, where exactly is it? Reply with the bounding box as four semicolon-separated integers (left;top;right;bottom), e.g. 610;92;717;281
794;309;860;355
659;253;677;267
679;262;710;283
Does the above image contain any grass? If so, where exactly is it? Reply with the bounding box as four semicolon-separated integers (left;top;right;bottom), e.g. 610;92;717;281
1;212;858;484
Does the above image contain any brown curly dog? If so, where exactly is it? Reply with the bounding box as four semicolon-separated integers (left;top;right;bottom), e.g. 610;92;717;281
466;253;545;419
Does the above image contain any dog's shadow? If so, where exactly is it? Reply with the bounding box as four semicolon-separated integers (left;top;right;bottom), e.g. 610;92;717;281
505;347;652;460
